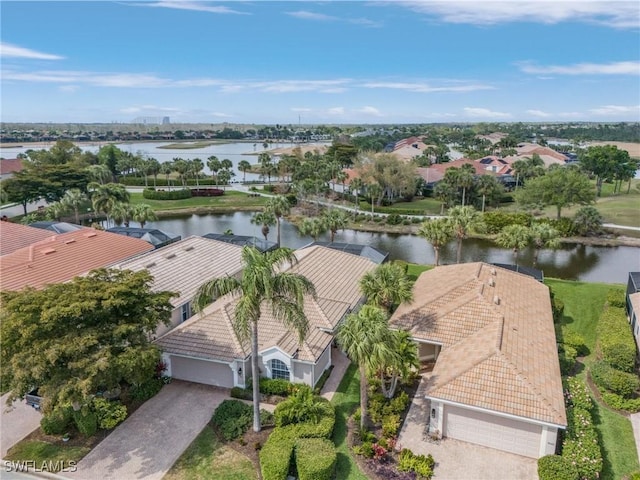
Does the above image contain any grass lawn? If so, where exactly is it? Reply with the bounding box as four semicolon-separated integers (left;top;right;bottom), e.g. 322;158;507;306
546;278;639;480
330;363;369;480
164;425;256;480
378;197;443;215
5;440;90;473
128;191;267;211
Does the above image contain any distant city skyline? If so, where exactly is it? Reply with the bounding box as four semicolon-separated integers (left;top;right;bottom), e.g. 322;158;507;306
1;1;639;124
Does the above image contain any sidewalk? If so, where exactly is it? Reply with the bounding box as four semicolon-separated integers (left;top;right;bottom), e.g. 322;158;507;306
320;347;351;401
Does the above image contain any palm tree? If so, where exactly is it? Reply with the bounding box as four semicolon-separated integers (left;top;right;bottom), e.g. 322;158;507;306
85;164;112;185
529;223;560;266
238;160;251;183
298;217;327;241
434;181;456;215
379;330;419;399
321;208;348;242
251;211;276;241
207;156;221;186
160;161;174;190
457;164;475;206
448;205;482;264
265;196;291;247
367;182;382;218
88;182;130;227
190;159;204;188
147;158;161;188
417;218;453;266
61;189;88;224
336;304;396;430
173;158;189;187
132;203;158;228
359;262;413;313
45;201;67;222
496;224;531;265
194;247;316;432
475;175;503;213
110;201;133;227
259;153;273;183
350;177;363;214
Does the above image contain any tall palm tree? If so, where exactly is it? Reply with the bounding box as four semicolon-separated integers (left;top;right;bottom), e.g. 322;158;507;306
61;189;88;225
321;208;348;242
172;158;189;187
434;181;456;215
85;164;112;185
190;159;204;188
132;203;158;228
529;223;560;266
417;218;453;266
350;177;363;215
147;158;161;188
238;160;251;183
359;262;413;313
160;161;174;190
448;205;482;264
457;164;475;206
298;217;326;241
110;201;133;227
265;196;291;247
251;211;276;241
496;224;531;266
379;330;419;399
195;247;316;432
88;182;130;228
475;175;503;213
336;304;396;430
367;182;382;218
207;156;221;186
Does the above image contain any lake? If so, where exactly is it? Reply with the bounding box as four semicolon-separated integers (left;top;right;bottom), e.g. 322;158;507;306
144;211;640;284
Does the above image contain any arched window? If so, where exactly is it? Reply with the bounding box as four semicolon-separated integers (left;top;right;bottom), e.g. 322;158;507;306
270;359;290;380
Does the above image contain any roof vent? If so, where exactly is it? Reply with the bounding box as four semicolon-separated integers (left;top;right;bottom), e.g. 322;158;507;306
490;268;497;276
164;253;177;259
83;232;98;238
493;295;500;305
41;247;56;255
144;262;157;268
183;245;195;252
488;277;495;287
64;239;76;245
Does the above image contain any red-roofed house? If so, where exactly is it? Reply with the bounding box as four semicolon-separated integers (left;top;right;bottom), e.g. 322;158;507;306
0;222;56;256
0;159;24;180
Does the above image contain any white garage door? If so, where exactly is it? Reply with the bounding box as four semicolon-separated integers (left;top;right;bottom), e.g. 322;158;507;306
443;405;542;458
170;355;234;388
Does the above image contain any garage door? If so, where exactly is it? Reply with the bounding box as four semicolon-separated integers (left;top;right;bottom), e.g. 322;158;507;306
443;405;542;458
170;355;234;388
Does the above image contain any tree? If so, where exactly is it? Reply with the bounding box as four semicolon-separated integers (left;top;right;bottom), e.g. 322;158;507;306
190;159;204;188
516;166;595;219
298;217;327;241
448;205;482;264
132;203;158;228
238;160;251;183
379;330;419;399
88;182;130;227
580;145;632;197
218;169;233;189
194;247;316;432
457;164;475;206
573;206;603;236
417;218;453;266
86;164;112;185
321;208;348;242
0;269;175;413
359;262;413;313
265;196;291;247
529;223;560;266
350;177;363;214
474;175;504;212
251;211;276;241
336;304;396;429
1;176;47;215
259;153;274;183
160;162;174;190
146;158;161;188
60;189;88;224
367;182;382;218
433;181;457;215
512;154;544;188
496;224;531;265
173;158;189;187
110;201;133;227
97;144;123;182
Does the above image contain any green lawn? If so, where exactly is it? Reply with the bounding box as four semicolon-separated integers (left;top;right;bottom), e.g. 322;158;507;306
164;426;256;480
128;191;267;211
330;363;369;480
5;441;90;473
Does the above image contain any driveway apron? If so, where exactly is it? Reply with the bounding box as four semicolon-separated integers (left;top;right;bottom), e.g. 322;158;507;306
1;393;42;458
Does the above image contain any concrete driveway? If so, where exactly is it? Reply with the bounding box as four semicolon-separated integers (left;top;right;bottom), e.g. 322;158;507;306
1;393;42;458
65;381;229;480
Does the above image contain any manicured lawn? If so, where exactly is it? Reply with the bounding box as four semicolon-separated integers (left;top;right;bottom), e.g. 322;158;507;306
128;191;267;211
5;441;90;473
406;263;432;281
593;401;640;480
379;197;443;215
164;425;256;480
330;363;368;480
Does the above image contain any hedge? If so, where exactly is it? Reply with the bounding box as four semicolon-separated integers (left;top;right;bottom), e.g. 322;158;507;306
142;188;192;200
558;344;577;376
590;360;640;398
600;391;640;413
295;438;337;480
534;217;578;237
560;328;588;356
190;188;224;197
483;211;533;234
260;428;296;480
537;455;579;480
92;398;127;430
259;378;293;396
597;307;636;372
120;177;226;187
211;400;253;441
607;288;626;308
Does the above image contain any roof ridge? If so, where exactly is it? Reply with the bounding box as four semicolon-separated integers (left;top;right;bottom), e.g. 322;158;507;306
431;279;483;319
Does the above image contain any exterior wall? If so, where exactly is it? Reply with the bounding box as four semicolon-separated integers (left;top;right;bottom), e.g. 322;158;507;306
155;308;183;339
168;354;234;388
312;345;332;387
292;361;313;385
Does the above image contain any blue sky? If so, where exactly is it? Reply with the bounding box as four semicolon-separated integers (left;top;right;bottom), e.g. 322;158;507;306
1;1;639;124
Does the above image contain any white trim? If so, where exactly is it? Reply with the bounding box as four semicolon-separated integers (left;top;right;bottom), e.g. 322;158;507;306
168;352;234;366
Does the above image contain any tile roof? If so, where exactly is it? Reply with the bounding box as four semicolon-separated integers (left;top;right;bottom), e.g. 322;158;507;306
0;222;56;256
0;229;153;291
0;158;24;175
115;236;245;307
390;263;567;427
156;245;378;363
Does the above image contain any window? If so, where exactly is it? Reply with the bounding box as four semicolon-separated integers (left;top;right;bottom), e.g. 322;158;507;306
270;359;290;380
180;303;191;322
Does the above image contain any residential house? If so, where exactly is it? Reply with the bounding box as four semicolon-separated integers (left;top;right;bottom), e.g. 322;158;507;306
155;245;379;388
114;236;245;337
106;227;181;249
203;233;277;253
416;158;494;187
506;143;569;168
626;272;640;350
0;222;55;256
0;158;24;180
390;263;566;458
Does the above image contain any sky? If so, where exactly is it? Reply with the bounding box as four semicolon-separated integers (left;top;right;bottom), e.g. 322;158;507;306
1;1;639;124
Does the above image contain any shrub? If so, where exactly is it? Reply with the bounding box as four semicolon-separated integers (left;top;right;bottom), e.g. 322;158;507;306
537;455;579;480
295;437;337;480
398;448;435;479
565;377;593;411
483;211;532;234
211;400;253;441
600;390;640;412
40;406;73;435
386;213;404;225
597;307;636;372
92;398;127;430
259;378;292;396
191;188;224;197
353;441;375;458
130;378;163;401
561;328;588;356
381;414;401;438
368;393;387;424
263;184;275;193
230;386;253;400
535;217;578;237
142;188;192;200
260;409;275;427
260;428;295;480
286;194;298;206
549;287;564;322
313;365;333;394
607;288;626;308
591;360;640;398
73;409;98;437
558;344;577;375
274;389;332;427
387;391;410;415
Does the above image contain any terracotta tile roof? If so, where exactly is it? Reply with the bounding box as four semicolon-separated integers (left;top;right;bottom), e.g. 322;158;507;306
156;246;378;363
0;222;56;256
390;263;567;427
0;159;24;175
114;236;244;307
416;158;500;184
0;229;153;291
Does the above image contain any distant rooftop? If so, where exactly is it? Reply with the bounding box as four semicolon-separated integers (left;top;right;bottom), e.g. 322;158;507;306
106;227;181;249
29;221;85;234
306;242;389;264
203;233;277;253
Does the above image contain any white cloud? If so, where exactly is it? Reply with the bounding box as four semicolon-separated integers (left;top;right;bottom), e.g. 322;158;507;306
362;81;493;92
291;107;312;112
589;104;640;115
358;106;383;116
137;1;249;15
285;10;381;27
526;109;551;117
327;107;345;115
464;107;511;118
0;42;64;60
254;79;351;93
519;61;640;75
397;1;640;29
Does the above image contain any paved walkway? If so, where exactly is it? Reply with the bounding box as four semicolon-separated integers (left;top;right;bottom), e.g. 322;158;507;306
65;381;228;480
0;393;42;458
320;347;351;401
398;376;537;480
